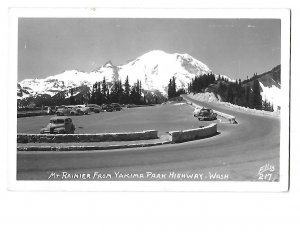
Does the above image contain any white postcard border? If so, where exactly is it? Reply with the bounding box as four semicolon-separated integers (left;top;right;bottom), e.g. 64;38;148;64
8;8;290;192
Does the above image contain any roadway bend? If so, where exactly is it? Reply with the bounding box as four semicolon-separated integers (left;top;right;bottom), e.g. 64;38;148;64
17;96;280;181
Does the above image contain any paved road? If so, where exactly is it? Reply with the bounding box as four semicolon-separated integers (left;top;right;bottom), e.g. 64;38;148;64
17;96;280;181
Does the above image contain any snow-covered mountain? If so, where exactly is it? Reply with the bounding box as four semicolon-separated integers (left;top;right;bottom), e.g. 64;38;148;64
118;50;211;93
17;50;280;109
17;50;211;99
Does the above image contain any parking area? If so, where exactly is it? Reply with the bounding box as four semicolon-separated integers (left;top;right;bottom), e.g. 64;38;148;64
17;103;217;135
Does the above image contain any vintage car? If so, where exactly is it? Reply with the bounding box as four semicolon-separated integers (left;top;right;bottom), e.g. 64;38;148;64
74;105;90;115
56;107;71;116
40;116;75;134
101;104;114;112
193;107;202;117
111;103;122;111
194;108;217;121
86;104;102;113
69;107;84;116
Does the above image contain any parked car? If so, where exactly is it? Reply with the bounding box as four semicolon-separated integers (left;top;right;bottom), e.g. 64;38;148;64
74;105;90;115
69;107;84;116
111;103;122;111
55;105;65;112
86;104;102;113
101;104;114;112
56;107;71;116
194;108;217;121
40;116;75;134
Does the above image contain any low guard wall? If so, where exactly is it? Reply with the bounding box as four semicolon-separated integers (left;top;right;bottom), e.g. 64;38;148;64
169;123;217;143
213;110;236;124
17;130;158;143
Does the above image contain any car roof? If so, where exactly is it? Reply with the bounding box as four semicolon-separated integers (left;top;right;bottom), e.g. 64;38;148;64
50;116;71;120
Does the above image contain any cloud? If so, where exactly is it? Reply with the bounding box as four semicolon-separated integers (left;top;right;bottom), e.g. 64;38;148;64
247;24;256;28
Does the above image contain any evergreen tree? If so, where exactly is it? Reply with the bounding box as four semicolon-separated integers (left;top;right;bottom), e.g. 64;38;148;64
124;76;130;104
271;103;274;112
226;84;234;103
129;80;142;104
172;76;177;96
167;79;173;99
139;80;142;96
252;79;262;110
102;77;107;103
69;88;75;105
95;82;102;105
167;77;178;99
118;80;124;103
90;83;96;104
245;85;250;107
106;88;110;103
81;95;84;104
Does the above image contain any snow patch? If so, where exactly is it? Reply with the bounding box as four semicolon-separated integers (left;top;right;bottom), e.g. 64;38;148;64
189;92;220;103
187;94;280;117
259;82;281;111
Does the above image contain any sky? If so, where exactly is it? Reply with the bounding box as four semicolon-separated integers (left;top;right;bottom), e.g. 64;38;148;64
18;18;281;81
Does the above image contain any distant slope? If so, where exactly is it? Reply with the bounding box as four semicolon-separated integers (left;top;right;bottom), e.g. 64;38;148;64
199;65;281;110
244;65;281;110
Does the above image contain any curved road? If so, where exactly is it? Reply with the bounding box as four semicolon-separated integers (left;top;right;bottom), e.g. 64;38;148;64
17;96;280;181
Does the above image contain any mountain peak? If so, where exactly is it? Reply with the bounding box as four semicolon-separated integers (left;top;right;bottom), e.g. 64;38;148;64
103;60;114;67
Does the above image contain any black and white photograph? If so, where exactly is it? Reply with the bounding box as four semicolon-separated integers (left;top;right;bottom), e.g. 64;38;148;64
9;8;290;191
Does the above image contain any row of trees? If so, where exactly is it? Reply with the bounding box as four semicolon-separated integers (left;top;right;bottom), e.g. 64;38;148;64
171;72;274;111
224;78;274;111
89;76;144;105
167;76;186;99
222;79;264;110
187;73;217;93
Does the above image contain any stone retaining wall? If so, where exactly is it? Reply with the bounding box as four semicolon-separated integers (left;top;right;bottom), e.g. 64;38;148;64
17;111;48;118
17;130;158;143
169;123;217;143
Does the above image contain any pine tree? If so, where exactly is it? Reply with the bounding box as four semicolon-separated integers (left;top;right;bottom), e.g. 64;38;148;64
102;77;107;104
94;82;102;105
167;79;172;99
70;88;75;105
245;85;250;107
172;76;177;96
118;80;124;103
226;84;234;103
106;88;110;103
124;76;130;104
136;79;140;99
252;79;262;110
271;103;274;112
90;84;96;104
139;80;142;96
